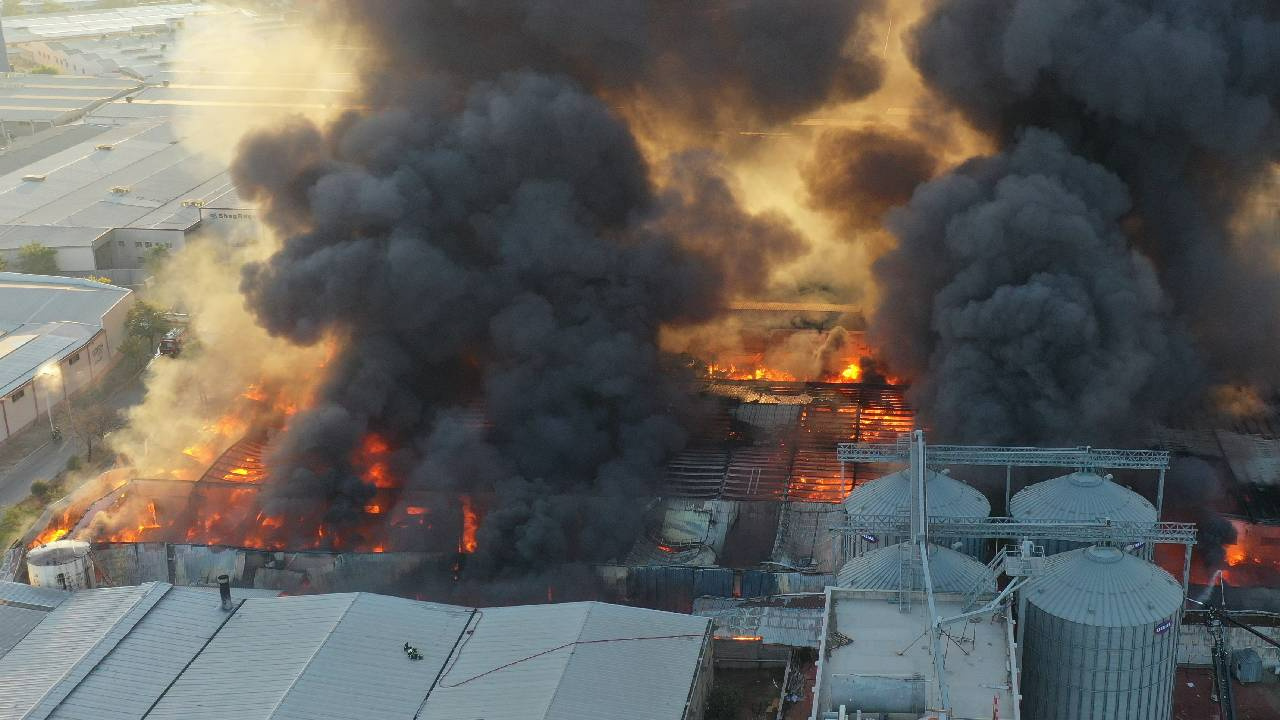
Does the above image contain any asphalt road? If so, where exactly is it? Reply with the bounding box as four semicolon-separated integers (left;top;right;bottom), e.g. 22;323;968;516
0;372;146;509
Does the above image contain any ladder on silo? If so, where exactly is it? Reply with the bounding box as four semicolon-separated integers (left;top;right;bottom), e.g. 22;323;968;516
897;540;917;612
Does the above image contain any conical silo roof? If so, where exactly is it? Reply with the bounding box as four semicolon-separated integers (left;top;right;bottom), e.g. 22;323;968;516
1010;471;1156;524
1023;546;1182;626
843;468;990;519
837;542;996;594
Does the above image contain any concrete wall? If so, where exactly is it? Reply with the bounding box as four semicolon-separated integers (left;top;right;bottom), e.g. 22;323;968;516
102;228;183;270
0;244;98;273
99;292;134;358
1179;621;1280;666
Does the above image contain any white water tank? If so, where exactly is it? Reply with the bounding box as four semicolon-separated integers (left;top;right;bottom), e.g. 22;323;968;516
26;539;94;591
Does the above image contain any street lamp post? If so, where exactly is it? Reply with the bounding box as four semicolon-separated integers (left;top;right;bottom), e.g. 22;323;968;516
36;365;60;437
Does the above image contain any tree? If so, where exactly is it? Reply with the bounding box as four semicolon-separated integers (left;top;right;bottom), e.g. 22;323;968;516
17;242;58;275
143;245;170;276
68;402;118;463
124;300;171;356
29;481;53;502
0;255;7;271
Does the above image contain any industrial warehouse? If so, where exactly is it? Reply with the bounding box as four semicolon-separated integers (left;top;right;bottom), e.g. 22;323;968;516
0;579;713;720
0;1;1279;719
6;417;1280;718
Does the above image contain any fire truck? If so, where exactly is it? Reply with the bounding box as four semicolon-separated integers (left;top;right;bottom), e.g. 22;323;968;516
155;327;187;358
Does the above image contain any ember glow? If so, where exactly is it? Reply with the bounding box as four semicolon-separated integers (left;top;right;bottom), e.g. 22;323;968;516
28;379;488;558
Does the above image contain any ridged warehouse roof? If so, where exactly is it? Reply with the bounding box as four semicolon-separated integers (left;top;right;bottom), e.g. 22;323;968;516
419;602;710;720
1023;546;1182;626
836;542;996;594
1010;471;1156;524
842;469;990;519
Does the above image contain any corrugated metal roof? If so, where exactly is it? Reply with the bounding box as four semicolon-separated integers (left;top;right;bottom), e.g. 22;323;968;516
47;587;245;720
1023;546;1183;626
0;582;167;720
836;541;996;594
1010;471;1156;524
2;587;710;720
420;602;709;720
0;120;222;230
0;273;129;327
0;582;68;660
0;581;69;609
146;593;473;720
842;468;990;518
692;596;824;647
0;274;131;396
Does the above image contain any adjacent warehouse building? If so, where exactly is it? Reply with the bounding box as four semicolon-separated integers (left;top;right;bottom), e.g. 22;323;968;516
0;119;242;277
0;581;714;720
0;272;132;444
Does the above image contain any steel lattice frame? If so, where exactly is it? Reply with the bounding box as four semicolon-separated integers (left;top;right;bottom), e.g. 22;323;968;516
834;514;1197;545
836;443;1170;470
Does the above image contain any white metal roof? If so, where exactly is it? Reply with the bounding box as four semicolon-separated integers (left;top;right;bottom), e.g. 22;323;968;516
0;582;167;720
0;75;138;124
147;593;474;720
0;587;711;720
0;273;131;396
3;4;211;43
0;582;68;660
419;602;710;720
47;586;256;720
0;120;223;230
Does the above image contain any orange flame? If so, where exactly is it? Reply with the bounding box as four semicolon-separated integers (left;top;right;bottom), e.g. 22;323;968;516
459;496;478;553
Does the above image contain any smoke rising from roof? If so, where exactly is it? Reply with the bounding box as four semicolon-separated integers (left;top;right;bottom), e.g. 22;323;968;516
231;0;882;571
871;130;1194;443
867;0;1280;442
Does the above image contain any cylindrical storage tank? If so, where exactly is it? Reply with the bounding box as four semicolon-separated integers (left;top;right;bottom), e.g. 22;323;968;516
837;542;997;596
826;673;926;715
26;539;94;590
842;469;991;559
1020;546;1182;720
1010;471;1156;556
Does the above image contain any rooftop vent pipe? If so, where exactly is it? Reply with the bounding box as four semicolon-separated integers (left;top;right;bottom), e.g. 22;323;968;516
217;574;232;611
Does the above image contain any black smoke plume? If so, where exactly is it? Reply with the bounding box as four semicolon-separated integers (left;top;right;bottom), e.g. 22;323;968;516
870;0;1280;442
335;0;888;127
231;1;854;572
802;128;937;234
871;129;1193;443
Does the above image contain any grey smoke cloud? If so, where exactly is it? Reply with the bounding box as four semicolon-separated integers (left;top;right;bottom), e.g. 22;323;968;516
870;0;1280;442
871;129;1194;444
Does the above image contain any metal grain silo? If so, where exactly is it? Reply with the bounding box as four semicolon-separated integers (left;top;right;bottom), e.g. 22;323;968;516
836;541;997;595
1020;546;1182;720
1010;471;1156;556
842;468;990;559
